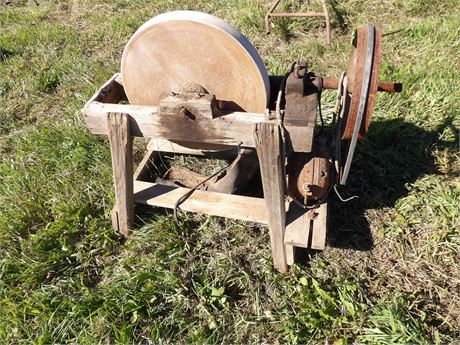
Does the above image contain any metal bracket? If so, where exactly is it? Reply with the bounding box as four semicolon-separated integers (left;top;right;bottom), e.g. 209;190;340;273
284;61;317;128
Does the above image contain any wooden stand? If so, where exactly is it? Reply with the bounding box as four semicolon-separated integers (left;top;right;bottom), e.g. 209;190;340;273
82;73;328;272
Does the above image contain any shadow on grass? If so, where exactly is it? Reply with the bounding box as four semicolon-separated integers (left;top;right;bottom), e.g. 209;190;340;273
327;116;457;250
131;117;456;260
0;48;14;62
328;0;348;32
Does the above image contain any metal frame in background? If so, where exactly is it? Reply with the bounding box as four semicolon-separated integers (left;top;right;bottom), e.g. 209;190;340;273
265;0;331;45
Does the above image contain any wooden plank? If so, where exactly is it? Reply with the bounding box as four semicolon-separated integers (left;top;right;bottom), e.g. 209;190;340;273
133;180;268;224
107;112;133;237
147;138;207;155
254;123;289;273
83;101;314;152
147;139;239;159
284;202;328;250
311;202;327;250
285;202;311;247
159;93;217;119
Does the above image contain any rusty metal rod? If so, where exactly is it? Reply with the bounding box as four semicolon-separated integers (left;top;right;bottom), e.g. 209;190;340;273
322;77;403;93
265;0;282;34
321;0;331;45
269;12;326;17
265;0;331;44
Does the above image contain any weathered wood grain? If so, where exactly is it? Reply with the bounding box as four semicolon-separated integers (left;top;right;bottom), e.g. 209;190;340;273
107;112;133;237
147;139;209;155
311;202;327;250
285;202;327;250
83;101;314;152
159;93;217;119
133;180;268;224
147;139;240;159
254;123;289;273
285;202;311;247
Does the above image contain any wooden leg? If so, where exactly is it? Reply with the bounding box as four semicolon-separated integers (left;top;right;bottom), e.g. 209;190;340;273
254;123;289;273
107;112;133;237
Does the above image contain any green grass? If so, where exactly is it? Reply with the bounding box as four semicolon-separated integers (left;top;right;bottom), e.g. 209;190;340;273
0;0;459;343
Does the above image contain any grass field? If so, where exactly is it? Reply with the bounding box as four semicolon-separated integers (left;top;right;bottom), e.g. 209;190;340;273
0;0;459;343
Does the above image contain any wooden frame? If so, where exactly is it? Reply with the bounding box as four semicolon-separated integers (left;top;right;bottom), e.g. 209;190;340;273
84;75;314;153
82;73;328;272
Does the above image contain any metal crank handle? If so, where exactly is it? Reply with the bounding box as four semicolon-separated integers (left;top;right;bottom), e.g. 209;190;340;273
322;77;403;93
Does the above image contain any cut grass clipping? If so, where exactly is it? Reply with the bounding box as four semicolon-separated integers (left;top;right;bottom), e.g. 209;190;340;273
0;0;459;343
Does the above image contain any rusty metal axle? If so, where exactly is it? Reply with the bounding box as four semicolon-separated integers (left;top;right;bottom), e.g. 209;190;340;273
322;77;403;93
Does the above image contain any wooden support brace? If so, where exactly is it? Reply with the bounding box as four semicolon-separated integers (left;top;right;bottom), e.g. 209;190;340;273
147;138;239;159
134;148;157;182
285;202;327;250
83;101;314;152
107;112;133;237
134;181;268;224
254;123;291;273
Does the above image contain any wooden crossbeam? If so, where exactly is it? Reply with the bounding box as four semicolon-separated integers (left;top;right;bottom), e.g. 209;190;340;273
133;180;268;224
82;74;314;152
146;138;236;156
83;103;313;154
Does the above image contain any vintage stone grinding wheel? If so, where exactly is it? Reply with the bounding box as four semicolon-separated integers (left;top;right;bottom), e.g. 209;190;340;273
121;11;270;113
121;11;270;150
82;11;401;273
